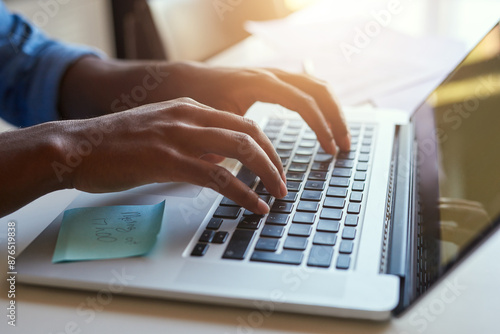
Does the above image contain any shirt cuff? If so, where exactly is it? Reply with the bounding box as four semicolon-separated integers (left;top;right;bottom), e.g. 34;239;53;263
25;42;103;125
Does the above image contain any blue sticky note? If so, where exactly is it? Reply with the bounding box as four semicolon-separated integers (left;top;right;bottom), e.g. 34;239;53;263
52;201;165;263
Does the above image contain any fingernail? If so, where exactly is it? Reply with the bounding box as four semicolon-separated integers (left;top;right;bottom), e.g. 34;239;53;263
280;180;288;198
281;171;287;183
256;198;270;215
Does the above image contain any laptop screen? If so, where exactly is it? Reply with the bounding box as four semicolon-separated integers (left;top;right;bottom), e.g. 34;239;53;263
413;22;500;284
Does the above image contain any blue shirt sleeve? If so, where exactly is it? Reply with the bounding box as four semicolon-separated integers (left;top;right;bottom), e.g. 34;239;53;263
0;2;102;127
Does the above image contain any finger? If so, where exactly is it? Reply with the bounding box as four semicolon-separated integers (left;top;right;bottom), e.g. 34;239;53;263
186;127;287;199
237;71;338;154
190;108;286;182
266;69;351;151
201;153;225;164
178;156;270;215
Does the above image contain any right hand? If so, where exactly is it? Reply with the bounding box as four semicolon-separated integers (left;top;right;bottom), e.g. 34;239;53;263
55;98;287;215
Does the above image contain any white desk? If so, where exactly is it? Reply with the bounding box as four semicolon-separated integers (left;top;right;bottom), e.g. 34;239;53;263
2;1;500;333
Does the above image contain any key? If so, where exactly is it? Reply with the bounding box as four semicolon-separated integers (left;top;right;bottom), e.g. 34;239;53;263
295;148;314;156
301;190;322;201
206;218;223;230
255;182;269;195
214;206;241;219
323;197;345;209
344;215;359;226
335;160;354;168
347;203;361;214
286;172;305;182
358;154;370;162
243;209;257;216
308;171;327;181
292;155;311;164
297;201;320;212
307;245;334;268
330;177;350;188
283;236;308;250
292;212;316;224
280;135;296;143
304;180;325;191
251;250;303;265
302;132;316;140
326;187;348;198
320;208;343;220
360;146;371;154
288;163;308;172
271;201;294;214
199;230;215;243
266;119;284;127
357;163;368;171
350;192;363;202
238;215;263;230
220;197;238;206
266;213;289;225
311;161;331;171
212;231;229;244
314;154;333;163
255;238;280;251
288;224;312;237
260;225;285;238
191;243;209;256
286;181;302;192
277;149;292;158
277;142;294;150
299;140;316;148
316;220;340;233
332;168;352;178
285;128;300;135
354;171;367;181
352;182;365;191
236;166;257;187
339;240;354;254
313;232;337;246
342;226;356;240
338;152;355;160
222;230;255;260
336;254;351;269
259;194;271;204
281;191;299;202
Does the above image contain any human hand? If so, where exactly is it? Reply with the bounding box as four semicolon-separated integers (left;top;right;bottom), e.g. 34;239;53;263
60;58;350;155
157;62;351;154
57;98;287;215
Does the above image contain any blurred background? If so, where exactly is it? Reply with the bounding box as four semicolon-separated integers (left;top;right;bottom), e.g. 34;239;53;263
4;0;313;60
3;0;500;114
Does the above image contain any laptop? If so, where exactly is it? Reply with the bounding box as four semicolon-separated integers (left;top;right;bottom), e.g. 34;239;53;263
17;22;500;320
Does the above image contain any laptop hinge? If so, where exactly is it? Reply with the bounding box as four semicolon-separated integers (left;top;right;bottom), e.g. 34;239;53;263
386;124;413;278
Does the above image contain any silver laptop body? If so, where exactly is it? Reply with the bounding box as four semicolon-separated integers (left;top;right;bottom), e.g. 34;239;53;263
17;23;500;321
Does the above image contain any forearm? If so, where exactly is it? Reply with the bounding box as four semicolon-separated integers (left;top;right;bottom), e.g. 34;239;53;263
58;57;176;119
0;123;69;217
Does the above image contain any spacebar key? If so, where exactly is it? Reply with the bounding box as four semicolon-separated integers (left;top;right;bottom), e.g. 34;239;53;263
251;250;303;265
222;229;255;260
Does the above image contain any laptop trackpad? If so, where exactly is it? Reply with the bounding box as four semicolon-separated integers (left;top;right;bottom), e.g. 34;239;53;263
128;182;203;198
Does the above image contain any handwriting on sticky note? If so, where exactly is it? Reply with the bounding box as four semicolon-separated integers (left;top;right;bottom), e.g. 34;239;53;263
52;201;165;263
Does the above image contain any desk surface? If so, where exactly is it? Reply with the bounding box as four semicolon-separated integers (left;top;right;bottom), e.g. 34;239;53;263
2;1;500;333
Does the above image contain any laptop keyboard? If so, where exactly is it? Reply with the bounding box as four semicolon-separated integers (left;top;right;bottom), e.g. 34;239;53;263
190;119;376;270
